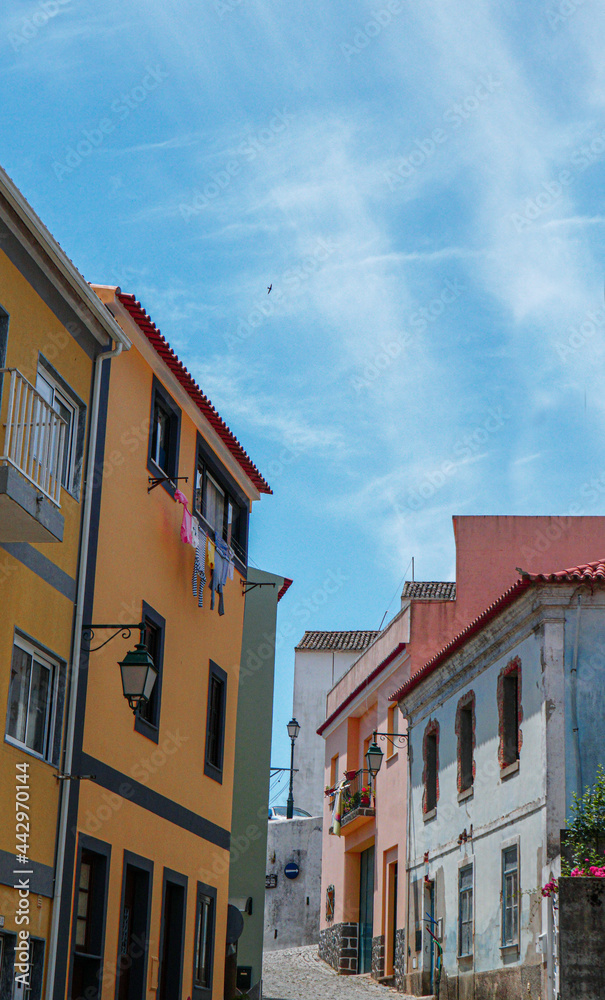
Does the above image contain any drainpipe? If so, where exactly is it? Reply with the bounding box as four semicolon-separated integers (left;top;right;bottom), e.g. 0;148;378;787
405;710;412;983
570;593;583;797
45;339;125;999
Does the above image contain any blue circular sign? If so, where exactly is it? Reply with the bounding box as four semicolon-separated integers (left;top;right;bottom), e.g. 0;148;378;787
284;861;300;880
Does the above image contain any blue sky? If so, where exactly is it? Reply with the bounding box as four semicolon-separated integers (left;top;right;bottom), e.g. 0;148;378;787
3;0;605;793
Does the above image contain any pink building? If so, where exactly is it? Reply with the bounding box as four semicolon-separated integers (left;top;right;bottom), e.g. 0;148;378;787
317;515;605;986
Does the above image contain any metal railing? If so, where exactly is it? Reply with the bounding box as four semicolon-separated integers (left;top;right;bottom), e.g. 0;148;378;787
326;769;374;818
0;368;67;507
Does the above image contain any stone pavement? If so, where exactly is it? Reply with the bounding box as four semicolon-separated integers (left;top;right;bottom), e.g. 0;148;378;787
262;945;416;1000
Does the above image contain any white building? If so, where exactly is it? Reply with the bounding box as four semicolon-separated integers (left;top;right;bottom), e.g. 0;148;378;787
394;560;605;999
292;631;379;816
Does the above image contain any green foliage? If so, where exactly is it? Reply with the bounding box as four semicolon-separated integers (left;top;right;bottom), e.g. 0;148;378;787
563;764;605;874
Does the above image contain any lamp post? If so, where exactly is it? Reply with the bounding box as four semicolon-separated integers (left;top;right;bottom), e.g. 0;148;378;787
286;717;300;819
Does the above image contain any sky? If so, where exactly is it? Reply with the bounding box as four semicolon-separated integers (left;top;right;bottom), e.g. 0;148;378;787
3;0;605;797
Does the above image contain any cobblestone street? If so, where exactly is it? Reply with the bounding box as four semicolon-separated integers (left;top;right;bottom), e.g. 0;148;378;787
263;945;415;1000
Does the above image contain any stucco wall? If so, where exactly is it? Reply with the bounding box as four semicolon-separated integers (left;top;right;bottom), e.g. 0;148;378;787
292;647;360;815
264;816;323;951
406;628;545;981
559;876;605;999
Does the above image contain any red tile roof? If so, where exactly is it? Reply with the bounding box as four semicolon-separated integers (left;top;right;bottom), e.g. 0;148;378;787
402;581;456;601
296;630;381;652
390;558;605;704
278;578;293;602
117;292;271;495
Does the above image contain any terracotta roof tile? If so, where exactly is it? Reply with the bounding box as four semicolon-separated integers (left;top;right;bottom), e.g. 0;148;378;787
401;581;456;601
295;630;381;652
117;292;271;494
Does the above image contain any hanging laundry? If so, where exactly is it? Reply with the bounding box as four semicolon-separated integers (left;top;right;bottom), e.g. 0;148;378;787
174;489;193;545
207;537;215;571
210;543;226;616
191;516;199;549
192;530;207;608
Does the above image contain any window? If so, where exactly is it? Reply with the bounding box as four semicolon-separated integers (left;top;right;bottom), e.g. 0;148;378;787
204;661;227;782
148;378;181;485
387;705;399;758
36;359;85;496
135;603;165;743
71;839;111;999
6;637;56;759
498;657;521;769
456;692;475;794
423;720;439;815
458;864;473;957
194;438;249;565
502;844;519;946
192;883;216;999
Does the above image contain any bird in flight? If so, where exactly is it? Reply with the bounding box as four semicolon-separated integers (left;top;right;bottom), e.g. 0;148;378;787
267;284;272;294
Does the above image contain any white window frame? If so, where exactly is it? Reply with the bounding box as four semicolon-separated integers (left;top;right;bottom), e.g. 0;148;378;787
458;858;474;959
36;366;80;495
5;636;58;761
501;836;521;949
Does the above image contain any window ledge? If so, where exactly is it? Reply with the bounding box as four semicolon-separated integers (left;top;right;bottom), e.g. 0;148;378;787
386;750;398;763
500;760;519;780
457;953;473;963
500;942;519;954
423;807;437;823
458;786;473;803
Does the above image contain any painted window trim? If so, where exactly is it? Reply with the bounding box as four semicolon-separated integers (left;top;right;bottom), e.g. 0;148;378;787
147;375;182;497
5;631;64;766
37;353;87;501
192;880;217;1000
134;602;166;743
457;858;474;959
497;656;523;770
115;850;154;1000
193;432;249;572
455;690;476;795
204;660;227;784
422;719;439;815
67;834;112;997
500;835;521;949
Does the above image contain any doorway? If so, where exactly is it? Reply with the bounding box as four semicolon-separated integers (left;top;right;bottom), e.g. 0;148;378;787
423;880;434;994
117;857;152;1000
358;846;375;974
385;861;398;976
158;872;187;1000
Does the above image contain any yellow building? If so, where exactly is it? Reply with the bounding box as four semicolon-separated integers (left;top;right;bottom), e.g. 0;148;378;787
0;166;130;998
48;286;271;1000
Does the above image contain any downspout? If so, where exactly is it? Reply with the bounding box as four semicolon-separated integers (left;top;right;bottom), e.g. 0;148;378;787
570;593;583;797
405;709;412;985
46;339;124;999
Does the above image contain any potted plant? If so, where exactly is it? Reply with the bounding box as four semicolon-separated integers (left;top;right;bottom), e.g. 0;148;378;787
360;786;371;806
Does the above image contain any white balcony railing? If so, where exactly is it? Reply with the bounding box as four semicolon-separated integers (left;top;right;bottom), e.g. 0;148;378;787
0;368;67;507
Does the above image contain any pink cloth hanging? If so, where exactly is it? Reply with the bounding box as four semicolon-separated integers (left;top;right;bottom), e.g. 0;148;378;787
174;490;193;544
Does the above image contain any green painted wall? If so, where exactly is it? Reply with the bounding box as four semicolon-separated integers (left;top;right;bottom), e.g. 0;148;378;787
229;567;286;996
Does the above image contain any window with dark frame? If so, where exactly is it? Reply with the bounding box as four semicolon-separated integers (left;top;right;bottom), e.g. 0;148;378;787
459;864;473;957
457;694;475;793
423;721;439;814
194;893;214;989
204;662;227;782
502;845;519;946
148;379;181;485
75;855;93;952
194;445;248;565
502;671;519;766
137;619;161;727
35;359;85;497
71;840;111;1000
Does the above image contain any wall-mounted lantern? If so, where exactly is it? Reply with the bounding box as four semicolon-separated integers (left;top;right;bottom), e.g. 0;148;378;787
82;621;157;715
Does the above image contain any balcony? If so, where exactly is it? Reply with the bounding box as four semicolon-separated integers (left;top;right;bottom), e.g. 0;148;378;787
0;369;66;543
327;769;376;835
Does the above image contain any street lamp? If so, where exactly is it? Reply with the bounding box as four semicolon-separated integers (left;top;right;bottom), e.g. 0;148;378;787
365;737;384;777
286;717;301;819
82;622;158;715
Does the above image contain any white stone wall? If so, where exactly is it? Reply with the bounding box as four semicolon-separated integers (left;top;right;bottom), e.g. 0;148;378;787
263;816;323;952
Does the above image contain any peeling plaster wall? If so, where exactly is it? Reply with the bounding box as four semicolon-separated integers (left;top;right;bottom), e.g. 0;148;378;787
406;627;545;982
